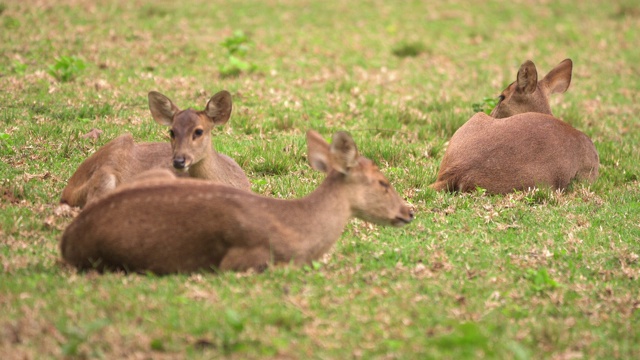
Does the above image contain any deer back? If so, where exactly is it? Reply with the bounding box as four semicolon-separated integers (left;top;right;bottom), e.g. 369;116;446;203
431;113;599;193
60;134;175;207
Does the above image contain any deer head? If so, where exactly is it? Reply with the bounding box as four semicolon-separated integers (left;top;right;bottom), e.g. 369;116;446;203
306;130;414;227
490;59;572;118
148;91;232;171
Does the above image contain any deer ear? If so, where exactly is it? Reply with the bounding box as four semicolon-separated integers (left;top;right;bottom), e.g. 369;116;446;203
148;91;179;126
205;90;232;125
516;60;538;94
306;130;331;173
540;58;572;95
329;131;359;175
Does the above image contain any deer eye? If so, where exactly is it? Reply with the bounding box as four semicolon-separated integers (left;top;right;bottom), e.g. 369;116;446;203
169;130;175;139
378;180;389;189
498;94;505;102
194;129;204;137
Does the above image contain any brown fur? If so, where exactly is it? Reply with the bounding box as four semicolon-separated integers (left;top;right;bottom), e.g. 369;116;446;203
60;91;250;207
490;59;573;119
60;131;414;274
431;59;599;194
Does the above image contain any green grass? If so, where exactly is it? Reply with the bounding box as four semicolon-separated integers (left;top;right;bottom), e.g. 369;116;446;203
1;0;640;358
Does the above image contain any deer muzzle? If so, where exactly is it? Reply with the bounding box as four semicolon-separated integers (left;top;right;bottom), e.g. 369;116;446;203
393;208;415;227
173;156;188;170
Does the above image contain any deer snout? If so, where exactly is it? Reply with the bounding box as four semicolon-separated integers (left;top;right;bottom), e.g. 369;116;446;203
173;156;187;170
393;206;415;227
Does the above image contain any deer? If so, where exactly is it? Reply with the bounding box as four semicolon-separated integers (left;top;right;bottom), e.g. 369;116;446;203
60;90;251;208
60;130;415;274
430;59;599;194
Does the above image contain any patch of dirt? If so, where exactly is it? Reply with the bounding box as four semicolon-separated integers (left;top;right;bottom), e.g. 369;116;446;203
1;187;20;205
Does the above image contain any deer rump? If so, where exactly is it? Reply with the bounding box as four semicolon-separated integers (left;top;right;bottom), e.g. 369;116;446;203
432;112;599;194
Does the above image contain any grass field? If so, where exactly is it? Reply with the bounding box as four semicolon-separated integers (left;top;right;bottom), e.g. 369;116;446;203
1;0;639;358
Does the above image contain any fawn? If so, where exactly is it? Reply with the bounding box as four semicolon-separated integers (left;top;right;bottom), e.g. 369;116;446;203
60;91;250;207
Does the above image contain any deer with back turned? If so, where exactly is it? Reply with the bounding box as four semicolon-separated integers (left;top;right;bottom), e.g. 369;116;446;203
60;91;250;207
430;59;599;194
60;130;414;274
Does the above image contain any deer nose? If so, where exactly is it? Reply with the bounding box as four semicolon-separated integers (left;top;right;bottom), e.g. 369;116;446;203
173;157;186;169
402;209;415;223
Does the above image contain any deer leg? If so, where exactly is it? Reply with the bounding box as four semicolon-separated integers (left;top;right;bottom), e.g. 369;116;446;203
84;166;119;206
219;246;272;272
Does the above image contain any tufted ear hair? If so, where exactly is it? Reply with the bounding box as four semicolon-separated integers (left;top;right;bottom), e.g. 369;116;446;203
204;90;233;125
516;60;538;94
148;91;180;126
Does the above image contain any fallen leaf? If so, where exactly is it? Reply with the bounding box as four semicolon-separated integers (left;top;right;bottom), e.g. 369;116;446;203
54;203;80;218
82;128;103;140
1;187;20;204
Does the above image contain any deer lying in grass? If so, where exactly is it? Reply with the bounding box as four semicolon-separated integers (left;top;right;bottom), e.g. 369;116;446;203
60;130;414;274
430;59;599;194
60;91;250;208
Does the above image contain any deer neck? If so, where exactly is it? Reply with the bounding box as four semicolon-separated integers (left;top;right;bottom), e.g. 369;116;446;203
187;148;223;181
281;173;353;261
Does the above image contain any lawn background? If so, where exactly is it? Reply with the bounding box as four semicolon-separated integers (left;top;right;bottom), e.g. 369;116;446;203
1;0;639;358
